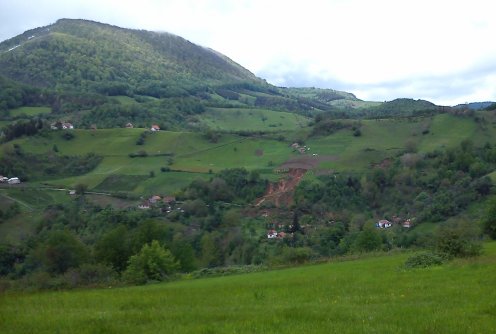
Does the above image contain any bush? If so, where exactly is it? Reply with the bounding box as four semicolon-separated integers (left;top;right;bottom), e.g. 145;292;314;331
404;252;445;269
435;222;483;258
123;241;179;285
63;263;118;288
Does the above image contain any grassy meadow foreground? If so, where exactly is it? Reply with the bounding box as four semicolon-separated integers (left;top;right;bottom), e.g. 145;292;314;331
1;242;495;334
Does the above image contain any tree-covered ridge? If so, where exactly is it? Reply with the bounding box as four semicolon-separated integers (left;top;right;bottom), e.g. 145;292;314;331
0;19;266;96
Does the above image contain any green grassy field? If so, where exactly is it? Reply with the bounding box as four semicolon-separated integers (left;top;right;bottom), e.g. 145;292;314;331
198;108;310;132
1;242;495;333
7;129;294;192
8;106;52;117
2;112;494;193
306;114;489;173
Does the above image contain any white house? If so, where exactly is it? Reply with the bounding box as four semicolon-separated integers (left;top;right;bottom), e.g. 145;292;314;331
62;122;74;130
7;177;20;184
150;124;160;131
376;219;392;228
267;230;278;239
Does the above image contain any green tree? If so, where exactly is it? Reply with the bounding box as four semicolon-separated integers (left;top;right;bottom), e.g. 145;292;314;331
75;183;87;195
94;225;132;272
435;221;482;258
123;240;179;284
352;225;382;252
483;198;496;239
31;230;89;274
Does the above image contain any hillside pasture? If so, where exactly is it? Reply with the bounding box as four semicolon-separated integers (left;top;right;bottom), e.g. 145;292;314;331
8;129;294;193
306;114;484;173
1;243;495;333
198;108;310;132
8;106;52;117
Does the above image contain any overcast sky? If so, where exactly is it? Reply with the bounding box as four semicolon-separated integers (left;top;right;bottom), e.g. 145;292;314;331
1;0;495;105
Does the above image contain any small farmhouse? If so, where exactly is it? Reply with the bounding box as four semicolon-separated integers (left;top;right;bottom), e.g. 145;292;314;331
376;219;392;228
7;177;21;184
138;201;151;209
149;195;161;204
150;124;160;131
267;230;278;239
403;219;413;228
62;122;74;130
125;122;134;128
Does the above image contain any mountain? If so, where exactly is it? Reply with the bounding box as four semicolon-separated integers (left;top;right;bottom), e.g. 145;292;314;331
0;19;265;96
454;102;496;110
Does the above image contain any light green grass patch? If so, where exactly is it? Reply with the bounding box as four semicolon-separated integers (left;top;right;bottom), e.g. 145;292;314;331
111;95;138;105
134;171;210;195
418;114;477;152
199;108;310;132
8;106;51;117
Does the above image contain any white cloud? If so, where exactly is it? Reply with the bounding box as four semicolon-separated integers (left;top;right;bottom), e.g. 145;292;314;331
0;0;495;105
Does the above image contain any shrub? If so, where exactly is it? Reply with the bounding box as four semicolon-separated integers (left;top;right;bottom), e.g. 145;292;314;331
404;252;445;269
435;222;483;258
123;241;179;285
63;263;118;288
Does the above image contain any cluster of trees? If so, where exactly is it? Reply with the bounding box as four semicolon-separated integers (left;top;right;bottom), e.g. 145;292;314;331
0;144;102;181
294;140;495;224
0;158;494;289
1;119;43;142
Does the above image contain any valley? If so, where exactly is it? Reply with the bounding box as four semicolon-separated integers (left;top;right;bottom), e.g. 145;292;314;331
0;18;496;333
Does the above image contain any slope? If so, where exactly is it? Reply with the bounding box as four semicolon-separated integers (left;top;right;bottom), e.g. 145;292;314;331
0;19;265;95
1;243;495;333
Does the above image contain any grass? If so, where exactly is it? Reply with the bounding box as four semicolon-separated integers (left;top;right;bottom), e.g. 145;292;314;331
199;108;310;132
1;112;491;192
93;174;150;192
1;243;495;333
10;130;293;192
8;106;51;117
417;113;477;152
306;114;484;173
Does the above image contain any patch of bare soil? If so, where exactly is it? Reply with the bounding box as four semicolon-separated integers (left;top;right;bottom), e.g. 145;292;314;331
255;168;307;208
255;149;264;156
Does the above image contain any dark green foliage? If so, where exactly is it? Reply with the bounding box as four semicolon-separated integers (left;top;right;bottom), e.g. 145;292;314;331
61;131;75;140
123;240;179;284
435;222;483;258
295;175;364;212
28;230;89;274
365;98;438;118
311;118;349;136
404;252;445;268
352;225;383;252
1;119;43;142
0;244;25;276
95;226;133;272
73;183;86;195
203;129;221;143
0;147;101;181
63;263;118;288
482;198;496;239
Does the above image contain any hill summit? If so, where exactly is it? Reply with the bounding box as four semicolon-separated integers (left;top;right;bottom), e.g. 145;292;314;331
0;19;266;96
